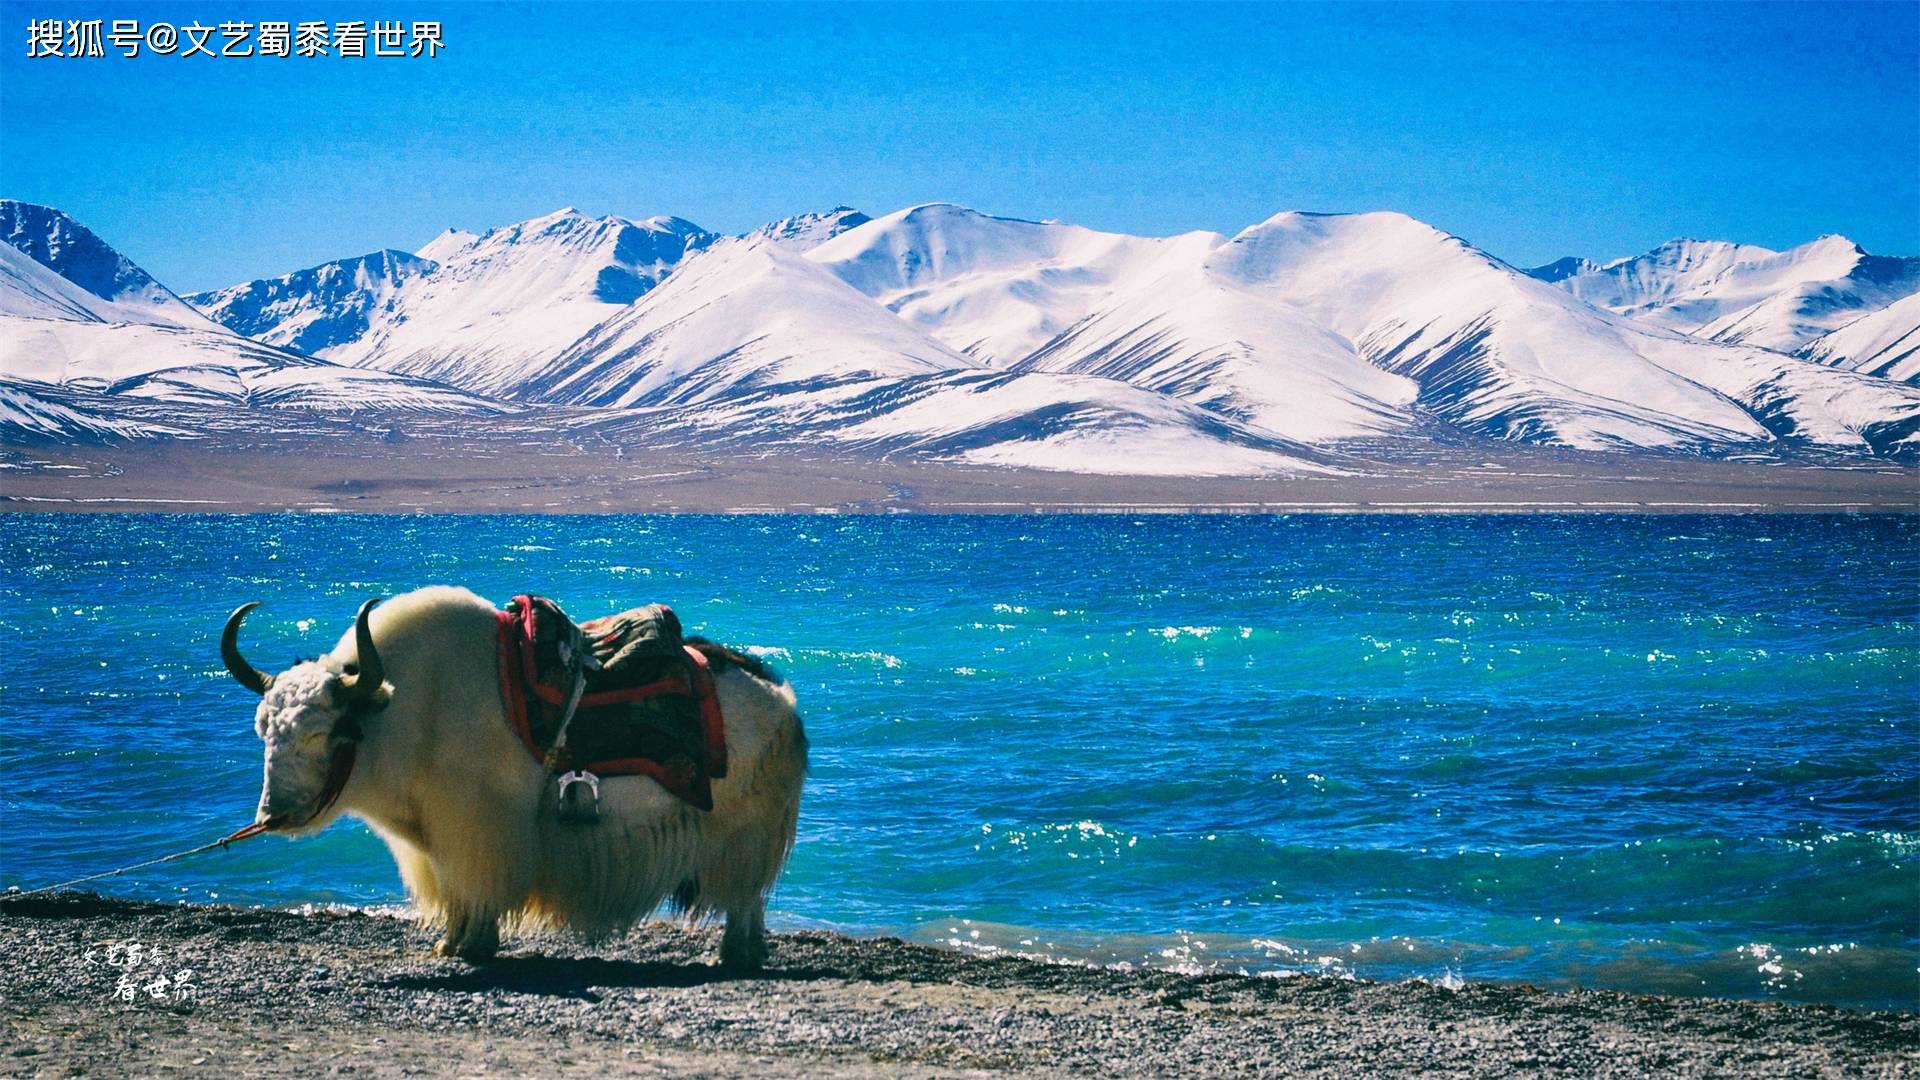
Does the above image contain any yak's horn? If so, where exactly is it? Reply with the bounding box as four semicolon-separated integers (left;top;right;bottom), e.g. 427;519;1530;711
221;602;274;696
339;598;385;703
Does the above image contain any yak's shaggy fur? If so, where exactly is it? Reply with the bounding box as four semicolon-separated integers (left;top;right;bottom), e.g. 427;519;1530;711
248;586;807;967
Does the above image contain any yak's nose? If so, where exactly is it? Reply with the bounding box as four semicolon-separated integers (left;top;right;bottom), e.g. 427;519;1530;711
257;793;296;830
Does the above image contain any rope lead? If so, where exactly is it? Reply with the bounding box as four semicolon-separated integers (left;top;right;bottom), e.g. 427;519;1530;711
5;821;271;900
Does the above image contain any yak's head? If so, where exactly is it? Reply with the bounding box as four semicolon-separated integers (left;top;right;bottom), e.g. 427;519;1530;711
223;598;391;833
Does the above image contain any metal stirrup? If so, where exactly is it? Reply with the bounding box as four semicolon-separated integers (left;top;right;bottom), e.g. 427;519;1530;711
547;658;604;823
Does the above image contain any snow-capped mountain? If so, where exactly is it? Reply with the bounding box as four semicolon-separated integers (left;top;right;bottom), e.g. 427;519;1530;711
416;228;478;263
748;207;872;250
1539;235;1920;352
286;208;716;396
0;206;504;422
510;232;1332;473
1538;238;1778;329
0;201;219;329
1011;230;1419;442
519;236;969;407
2;241;138;323
1522;257;1599;284
810;204;1185;367
187;249;437;355
193;209;863;395
803;203;1412;443
16;199;1919;468
1693;243;1920;352
1798;292;1920;384
1209;212;1776;450
807;205;1919;454
1221;213;1920;456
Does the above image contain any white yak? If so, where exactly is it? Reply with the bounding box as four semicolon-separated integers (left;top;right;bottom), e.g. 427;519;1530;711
221;586;807;968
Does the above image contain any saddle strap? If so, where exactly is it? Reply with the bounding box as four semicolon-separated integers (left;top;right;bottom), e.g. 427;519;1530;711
542;670;589;775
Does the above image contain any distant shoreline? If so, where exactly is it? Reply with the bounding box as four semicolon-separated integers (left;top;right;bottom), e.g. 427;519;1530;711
3;436;1916;515
3;893;1914;1077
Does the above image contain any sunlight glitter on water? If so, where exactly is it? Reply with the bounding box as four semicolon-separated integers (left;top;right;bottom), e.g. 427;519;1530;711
4;514;1915;1009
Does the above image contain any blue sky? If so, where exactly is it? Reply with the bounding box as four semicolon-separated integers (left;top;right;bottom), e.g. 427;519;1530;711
2;1;1915;292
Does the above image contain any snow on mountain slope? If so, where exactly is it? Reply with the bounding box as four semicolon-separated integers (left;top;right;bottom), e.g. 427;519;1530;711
1693;246;1920;352
520;237;972;407
1015;255;1418;441
331;208;718;395
814;370;1338;475
600;368;1338;476
1797;292;1920;384
810;203;1212;366
20;197;1916;466
813;204;1418;441
1548;235;1920;351
240;364;509;412
1604;327;1920;456
1207;212;1779;450
812;206;1787;449
0;378;174;441
1733;362;1920;457
0;202;219;330
1;310;319;386
1551;238;1786;330
0;206;219;329
0;211;507;419
748;207;872;250
0;243;139;322
416;228;478;263
188;249;437;355
1199;211;1920;457
0;315;504;414
1522;257;1598;284
807;204;1920;455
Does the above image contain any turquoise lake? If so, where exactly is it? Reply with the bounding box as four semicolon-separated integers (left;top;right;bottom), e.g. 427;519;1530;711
3;514;1915;1009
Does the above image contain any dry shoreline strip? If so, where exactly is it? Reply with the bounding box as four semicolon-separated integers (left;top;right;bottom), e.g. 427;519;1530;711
1;894;1912;1077
3;437;1917;514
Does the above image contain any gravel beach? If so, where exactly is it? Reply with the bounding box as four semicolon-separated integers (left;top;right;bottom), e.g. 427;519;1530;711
0;894;1913;1077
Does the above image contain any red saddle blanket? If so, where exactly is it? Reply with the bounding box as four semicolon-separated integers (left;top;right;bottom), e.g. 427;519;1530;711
495;595;728;810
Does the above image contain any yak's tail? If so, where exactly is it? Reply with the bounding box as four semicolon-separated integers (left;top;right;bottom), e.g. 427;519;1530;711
685;636;786;686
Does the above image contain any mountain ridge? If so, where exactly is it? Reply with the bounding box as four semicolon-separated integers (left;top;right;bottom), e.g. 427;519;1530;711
187;248;437;356
1532;234;1920;353
7;199;1919;466
0;201;220;330
0;201;513;436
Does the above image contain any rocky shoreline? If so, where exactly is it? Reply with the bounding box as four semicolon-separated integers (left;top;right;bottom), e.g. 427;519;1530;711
1;894;1914;1077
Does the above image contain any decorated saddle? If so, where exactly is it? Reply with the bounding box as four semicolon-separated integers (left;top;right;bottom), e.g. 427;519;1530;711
496;595;728;811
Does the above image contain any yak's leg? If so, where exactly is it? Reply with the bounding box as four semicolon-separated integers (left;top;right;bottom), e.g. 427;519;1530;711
434;906;500;962
718;897;767;973
420;811;534;963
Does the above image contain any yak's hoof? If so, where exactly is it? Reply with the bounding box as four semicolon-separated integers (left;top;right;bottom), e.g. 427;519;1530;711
434;937;499;963
718;937;768;974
